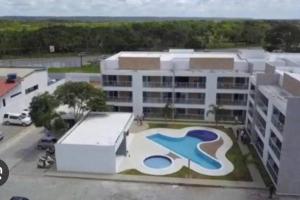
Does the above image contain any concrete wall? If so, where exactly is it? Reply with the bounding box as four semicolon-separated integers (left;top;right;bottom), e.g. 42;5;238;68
55;143;116;173
49;73;101;84
0;55;101;68
190;57;234;70
119;57;160;70
277;97;300;196
282;73;300;96
0;85;23;122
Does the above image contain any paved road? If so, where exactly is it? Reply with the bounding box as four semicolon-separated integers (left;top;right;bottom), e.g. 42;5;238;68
0;125;296;200
0;175;272;200
0;55;107;68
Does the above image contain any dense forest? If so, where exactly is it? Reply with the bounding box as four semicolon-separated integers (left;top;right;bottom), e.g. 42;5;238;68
0;19;300;57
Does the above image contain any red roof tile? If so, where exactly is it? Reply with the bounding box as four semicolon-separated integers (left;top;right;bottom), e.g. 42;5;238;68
0;79;19;97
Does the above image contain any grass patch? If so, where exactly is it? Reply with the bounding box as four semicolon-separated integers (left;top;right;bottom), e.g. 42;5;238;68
248;145;273;186
123;123;252;181
48;64;100;73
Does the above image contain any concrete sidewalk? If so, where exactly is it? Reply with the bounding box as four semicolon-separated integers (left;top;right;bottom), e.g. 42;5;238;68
45;170;266;190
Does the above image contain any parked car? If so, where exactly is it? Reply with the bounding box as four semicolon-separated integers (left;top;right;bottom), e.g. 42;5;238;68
10;197;29;200
21;109;30;118
37;136;57;150
0;131;4;141
3;113;32;126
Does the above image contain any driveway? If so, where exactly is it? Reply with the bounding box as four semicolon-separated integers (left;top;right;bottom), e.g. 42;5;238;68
0;124;27;142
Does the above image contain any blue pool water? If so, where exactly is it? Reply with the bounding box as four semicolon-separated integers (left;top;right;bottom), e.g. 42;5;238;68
144;155;172;169
147;130;222;170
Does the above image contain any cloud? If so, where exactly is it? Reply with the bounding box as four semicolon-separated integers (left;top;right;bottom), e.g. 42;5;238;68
0;0;299;19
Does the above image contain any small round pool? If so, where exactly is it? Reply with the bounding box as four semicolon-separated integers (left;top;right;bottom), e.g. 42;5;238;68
144;155;172;169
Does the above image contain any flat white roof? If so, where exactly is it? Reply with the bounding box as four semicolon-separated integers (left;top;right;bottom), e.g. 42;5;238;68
107;51;241;61
0;67;37;78
60;112;133;146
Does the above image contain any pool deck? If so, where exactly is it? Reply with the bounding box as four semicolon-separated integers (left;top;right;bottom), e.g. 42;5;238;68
118;127;234;176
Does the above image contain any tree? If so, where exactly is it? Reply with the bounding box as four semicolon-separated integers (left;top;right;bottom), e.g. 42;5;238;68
264;23;300;52
54;82;107;121
163;102;173;120
206;104;223;125
29;92;59;130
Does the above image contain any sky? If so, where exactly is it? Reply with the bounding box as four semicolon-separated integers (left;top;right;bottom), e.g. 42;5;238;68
1;0;300;19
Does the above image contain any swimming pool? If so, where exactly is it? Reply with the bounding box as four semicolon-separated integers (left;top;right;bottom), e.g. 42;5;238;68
144;155;172;169
147;130;222;170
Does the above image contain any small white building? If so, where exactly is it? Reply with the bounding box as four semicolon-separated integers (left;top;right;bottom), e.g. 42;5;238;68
55;112;134;174
0;67;48;123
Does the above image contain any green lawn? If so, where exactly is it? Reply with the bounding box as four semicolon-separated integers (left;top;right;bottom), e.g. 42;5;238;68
48;64;100;73
122;123;252;181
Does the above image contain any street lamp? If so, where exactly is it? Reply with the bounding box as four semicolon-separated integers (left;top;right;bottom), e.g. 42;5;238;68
78;52;87;68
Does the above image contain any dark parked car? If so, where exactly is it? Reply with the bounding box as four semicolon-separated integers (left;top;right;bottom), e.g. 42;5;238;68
10;197;29;200
0;131;4;141
37;136;57;150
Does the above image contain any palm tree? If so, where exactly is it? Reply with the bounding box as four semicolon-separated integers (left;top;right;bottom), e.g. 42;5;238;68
206;104;223;125
163;102;173;120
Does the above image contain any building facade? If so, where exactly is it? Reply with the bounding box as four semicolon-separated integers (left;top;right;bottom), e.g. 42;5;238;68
0;67;64;123
245;64;300;196
102;49;300;196
101;50;252;122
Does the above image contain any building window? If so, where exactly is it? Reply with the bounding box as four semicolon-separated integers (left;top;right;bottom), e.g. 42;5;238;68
11;92;22;98
2;99;6;107
25;85;39;94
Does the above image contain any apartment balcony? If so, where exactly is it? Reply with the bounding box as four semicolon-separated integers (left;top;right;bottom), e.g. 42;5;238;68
144;112;164;118
143;97;171;104
217;82;248;90
103;81;132;87
143;82;172;88
106;97;132;103
217;99;247;106
215;115;236;122
256;98;268;115
175;114;204;120
255;141;264;157
255;120;266;136
175;98;205;105
248;108;254;118
267;161;278;183
175;82;205;89
271;116;284;133
269;139;281;159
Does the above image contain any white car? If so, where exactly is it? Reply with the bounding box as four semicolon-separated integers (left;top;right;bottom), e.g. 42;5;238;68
21;109;30;118
3;113;32;126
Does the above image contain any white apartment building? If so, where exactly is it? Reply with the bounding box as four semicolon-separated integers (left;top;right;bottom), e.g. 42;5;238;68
102;49;300;196
246;64;300;196
0;67;64;123
101;49;253;122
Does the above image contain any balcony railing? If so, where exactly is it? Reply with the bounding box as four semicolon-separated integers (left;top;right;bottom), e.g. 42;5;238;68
175;114;204;120
106;97;132;102
144;112;164;118
175;82;205;89
255;120;266;136
103;81;132;87
269;139;281;159
217;82;248;89
143;97;172;103
256;98;268;115
175;98;205;104
143;82;172;88
255;142;264;157
271;116;284;133
215;115;237;122
217;99;247;106
267;161;278;183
